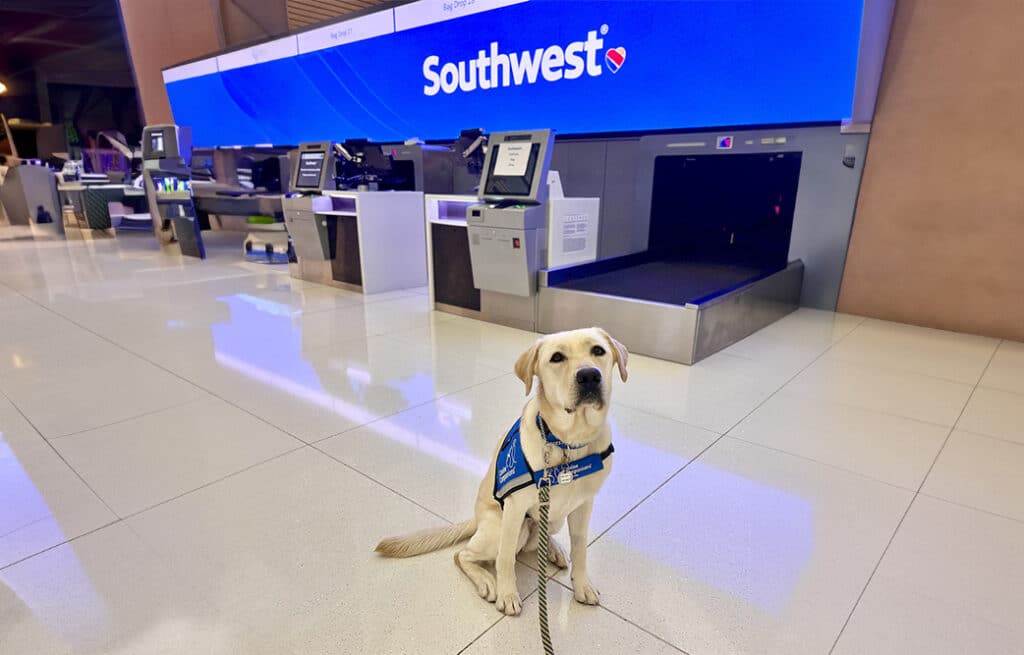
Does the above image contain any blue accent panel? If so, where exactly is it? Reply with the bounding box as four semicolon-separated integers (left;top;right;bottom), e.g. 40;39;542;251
166;0;864;146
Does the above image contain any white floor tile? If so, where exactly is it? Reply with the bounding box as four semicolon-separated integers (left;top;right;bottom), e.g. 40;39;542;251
956;386;1024;444
385;314;540;372
922;430;1024;521
463;583;683;654
171;333;507;443
978;340;1024;393
612;352;792;433
582;437;913;655
0;403;116;568
828;318;999;383
1;356;203;439
833;496;1024;655
723;308;862;368
50;397;301;516
785;356;974;426
731;391;949;489
0;448;536;654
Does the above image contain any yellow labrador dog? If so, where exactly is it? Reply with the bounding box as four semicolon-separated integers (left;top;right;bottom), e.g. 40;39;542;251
376;327;627;615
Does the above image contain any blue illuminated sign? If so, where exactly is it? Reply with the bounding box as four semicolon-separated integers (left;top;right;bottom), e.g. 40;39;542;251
164;0;864;146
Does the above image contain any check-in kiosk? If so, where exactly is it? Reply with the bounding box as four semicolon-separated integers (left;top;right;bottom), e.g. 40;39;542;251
141;124;204;258
463;129;554;330
430;131;602;329
284;141;426;293
427;130;600;330
283;142;338;282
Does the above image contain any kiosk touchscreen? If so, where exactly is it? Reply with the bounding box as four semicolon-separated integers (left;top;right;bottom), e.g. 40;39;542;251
466;129;554;297
283;141;338;262
481;137;546;202
290;141;335;192
142;124;191;164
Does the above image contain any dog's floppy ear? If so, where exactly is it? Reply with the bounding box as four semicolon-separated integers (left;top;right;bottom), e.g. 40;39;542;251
514;338;542;395
596;328;629;382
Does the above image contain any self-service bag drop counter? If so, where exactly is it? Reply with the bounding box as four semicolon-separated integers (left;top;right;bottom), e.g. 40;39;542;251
435;128;804;364
539;139;806;365
428;129;601;331
141;124;206;258
283;141;426;293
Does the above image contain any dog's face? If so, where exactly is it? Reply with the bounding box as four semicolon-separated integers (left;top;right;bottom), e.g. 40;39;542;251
515;328;628;416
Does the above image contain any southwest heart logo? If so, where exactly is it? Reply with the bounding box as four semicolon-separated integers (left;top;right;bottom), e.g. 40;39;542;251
604;46;626;74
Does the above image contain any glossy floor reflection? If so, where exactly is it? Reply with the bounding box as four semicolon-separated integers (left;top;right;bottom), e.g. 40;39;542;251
1;234;1022;654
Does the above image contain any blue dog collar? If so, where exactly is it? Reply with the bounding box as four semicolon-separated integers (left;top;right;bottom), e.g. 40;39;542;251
537;414;590;451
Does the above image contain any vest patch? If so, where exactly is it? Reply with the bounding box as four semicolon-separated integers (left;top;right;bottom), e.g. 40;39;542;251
492;416;615;507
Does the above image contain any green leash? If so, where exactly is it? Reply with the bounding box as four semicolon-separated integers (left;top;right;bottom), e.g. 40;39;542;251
537;482;555;655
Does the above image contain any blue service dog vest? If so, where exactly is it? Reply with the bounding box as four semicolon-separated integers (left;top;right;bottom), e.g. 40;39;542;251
493;416;615;507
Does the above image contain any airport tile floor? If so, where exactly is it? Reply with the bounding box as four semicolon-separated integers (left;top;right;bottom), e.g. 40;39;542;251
1;231;1023;654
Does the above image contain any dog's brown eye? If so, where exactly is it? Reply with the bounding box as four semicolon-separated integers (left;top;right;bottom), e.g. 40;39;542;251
591;345;606;357
550;352;566;363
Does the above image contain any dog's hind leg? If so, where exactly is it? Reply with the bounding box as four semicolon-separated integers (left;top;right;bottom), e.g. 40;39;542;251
455;548;497;602
455;532;499;602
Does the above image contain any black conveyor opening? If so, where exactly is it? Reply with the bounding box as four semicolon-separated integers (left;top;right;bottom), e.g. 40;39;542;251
550;151;803;307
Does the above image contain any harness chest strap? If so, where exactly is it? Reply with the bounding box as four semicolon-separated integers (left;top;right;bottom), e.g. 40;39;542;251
493;416;614;507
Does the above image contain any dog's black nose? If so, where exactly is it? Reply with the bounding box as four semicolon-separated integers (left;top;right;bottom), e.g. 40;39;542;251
576;368;602;386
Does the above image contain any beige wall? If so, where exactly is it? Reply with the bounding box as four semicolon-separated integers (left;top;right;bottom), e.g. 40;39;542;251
221;0;290;48
839;0;1024;341
120;0;293;125
119;0;222;125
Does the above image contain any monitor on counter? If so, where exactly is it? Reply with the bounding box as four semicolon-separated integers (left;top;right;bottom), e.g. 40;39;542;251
141;124;191;164
291;141;334;191
478;129;553;204
296;151;326;188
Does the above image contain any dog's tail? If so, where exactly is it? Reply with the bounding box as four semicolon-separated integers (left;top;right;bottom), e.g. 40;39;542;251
375;519;477;558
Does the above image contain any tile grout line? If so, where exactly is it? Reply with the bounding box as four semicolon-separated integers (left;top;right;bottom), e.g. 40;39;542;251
586;317;862;550
46;396;207;441
0;444;310;572
309;368;514;445
453;616;508;654
309;441;462;527
826;338;1003;654
822;352;1002;387
915;491;1024;526
945;427;1024;448
117;445;310;521
770;391;974;431
0;518;123;572
0;386;121;520
722;433;922;493
914;341;1001;494
542;576;693;655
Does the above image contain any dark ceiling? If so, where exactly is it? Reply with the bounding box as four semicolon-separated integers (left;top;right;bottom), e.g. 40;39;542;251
0;0;133;95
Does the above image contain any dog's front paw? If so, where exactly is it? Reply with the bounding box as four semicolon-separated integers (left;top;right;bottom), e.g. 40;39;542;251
495;590;523;616
572;576;600;605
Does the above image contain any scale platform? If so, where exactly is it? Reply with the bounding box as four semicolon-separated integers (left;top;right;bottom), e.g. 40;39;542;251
538;253;803;365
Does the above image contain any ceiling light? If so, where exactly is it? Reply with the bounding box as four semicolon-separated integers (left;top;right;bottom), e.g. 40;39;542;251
0;81;8;95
